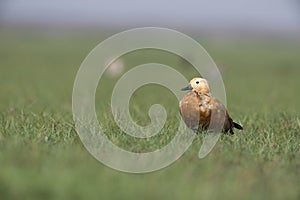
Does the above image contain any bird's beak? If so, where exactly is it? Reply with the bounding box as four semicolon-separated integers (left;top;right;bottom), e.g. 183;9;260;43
181;84;193;91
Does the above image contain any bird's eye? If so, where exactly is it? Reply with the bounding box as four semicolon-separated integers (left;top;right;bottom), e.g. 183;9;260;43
196;81;199;84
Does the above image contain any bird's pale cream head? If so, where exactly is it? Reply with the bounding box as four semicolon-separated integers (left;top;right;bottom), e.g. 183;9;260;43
181;77;211;95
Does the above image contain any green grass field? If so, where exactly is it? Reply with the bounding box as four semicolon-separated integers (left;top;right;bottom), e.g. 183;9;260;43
0;27;299;200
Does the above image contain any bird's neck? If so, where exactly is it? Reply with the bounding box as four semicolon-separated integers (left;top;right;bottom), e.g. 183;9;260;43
195;91;211;102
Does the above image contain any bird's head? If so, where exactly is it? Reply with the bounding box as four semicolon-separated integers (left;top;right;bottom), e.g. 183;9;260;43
181;77;211;95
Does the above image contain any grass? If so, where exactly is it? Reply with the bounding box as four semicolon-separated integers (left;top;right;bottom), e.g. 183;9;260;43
0;27;299;200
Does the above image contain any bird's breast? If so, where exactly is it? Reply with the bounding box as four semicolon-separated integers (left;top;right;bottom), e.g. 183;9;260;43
179;91;211;130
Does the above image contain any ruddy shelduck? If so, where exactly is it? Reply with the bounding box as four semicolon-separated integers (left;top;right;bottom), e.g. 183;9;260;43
180;77;243;134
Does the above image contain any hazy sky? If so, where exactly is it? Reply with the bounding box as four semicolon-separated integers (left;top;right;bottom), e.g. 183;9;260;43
1;0;300;31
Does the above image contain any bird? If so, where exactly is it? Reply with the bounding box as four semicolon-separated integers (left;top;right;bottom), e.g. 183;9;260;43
179;77;243;134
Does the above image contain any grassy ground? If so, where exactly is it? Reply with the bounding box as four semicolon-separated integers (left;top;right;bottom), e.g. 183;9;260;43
0;27;299;200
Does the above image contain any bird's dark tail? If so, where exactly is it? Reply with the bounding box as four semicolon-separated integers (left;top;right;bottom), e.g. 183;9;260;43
233;122;243;130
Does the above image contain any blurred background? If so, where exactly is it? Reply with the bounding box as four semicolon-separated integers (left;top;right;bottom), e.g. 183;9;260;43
1;0;300;32
1;0;300;112
0;1;300;200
